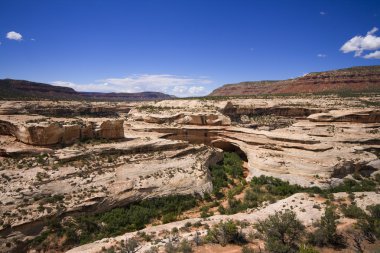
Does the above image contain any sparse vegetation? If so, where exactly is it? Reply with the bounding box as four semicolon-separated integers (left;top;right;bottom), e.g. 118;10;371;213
31;195;197;250
308;206;346;248
205;220;246;246
255;210;305;253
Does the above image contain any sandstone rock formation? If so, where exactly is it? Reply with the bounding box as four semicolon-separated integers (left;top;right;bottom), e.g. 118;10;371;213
129;109;231;126
0;137;221;252
209;65;380;96
0;116;125;145
307;109;380;123
0;95;379;252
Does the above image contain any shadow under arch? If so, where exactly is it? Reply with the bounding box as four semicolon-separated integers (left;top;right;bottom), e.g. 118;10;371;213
211;140;248;162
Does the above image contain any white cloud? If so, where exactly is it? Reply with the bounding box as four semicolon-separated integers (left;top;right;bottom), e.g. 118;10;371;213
188;86;205;94
31;38;35;41
363;50;380;59
320;11;326;15
367;27;378;35
317;53;327;58
6;31;22;41
52;74;211;97
340;27;380;58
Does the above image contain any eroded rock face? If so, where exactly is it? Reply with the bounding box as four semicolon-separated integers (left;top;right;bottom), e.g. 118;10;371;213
15;123;64;145
0;117;125;146
0;138;222;252
307;109;380;123
0;96;379;252
222;101;324;121
95;120;124;139
129;109;231;126
209;65;380;96
137;121;379;187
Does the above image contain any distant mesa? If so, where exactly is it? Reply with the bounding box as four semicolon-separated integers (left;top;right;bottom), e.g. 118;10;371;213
0;79;175;101
209;65;380;96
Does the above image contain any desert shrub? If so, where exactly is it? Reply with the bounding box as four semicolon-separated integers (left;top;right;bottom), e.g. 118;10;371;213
243;189;259;208
357;204;380;243
32;195;197;249
308;206;346;248
341;204;366;219
178;239;193;253
164;242;177;253
209;152;244;197
255;210;304;253
205;220;246;246
224;197;248;214
326;178;377;193
120;237;140;253
241;245;255;253
163;213;177;224
222;152;244;178
250;175;302;196
209;164;228;197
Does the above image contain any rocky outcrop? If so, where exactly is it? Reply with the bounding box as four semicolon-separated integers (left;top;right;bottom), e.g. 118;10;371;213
95;120;124;139
210;65;380;96
0;118;125;145
222;101;323;121
136;113;379;187
0;101;132;117
0;139;222;252
130;110;231;126
1;95;380;252
307;109;380;123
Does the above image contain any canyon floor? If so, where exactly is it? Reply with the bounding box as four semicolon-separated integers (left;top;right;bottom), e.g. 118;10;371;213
0;95;379;253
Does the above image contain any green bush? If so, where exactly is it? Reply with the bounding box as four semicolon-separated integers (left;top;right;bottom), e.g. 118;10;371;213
205;220;246;246
255;210;304;253
250;175;302;196
120;237;139;253
308;206;346;248
209;152;244;197
241;245;255;253
224;197;248;214
357;204;380;243
209;164;228;196
243;189;259;208
341;204;366;219
222;152;244;178
32;195;197;248
178;239;193;253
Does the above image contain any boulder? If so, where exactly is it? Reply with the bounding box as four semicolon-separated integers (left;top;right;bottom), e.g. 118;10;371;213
96;120;124;139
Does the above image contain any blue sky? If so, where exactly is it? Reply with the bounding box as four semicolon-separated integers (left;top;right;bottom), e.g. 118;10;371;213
1;0;380;97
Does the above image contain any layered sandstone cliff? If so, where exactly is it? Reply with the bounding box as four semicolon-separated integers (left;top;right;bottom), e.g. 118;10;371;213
210;65;380;96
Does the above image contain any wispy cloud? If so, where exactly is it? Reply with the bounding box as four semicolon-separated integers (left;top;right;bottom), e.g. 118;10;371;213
363;50;380;59
317;53;327;58
320;11;326;15
6;31;22;41
52;74;212;97
340;27;380;59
